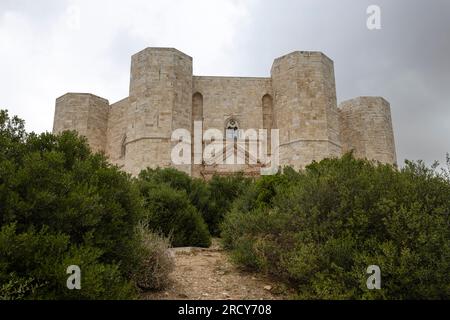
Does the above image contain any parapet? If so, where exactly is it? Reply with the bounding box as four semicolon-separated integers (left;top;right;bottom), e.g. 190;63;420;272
131;47;193;61
271;51;334;75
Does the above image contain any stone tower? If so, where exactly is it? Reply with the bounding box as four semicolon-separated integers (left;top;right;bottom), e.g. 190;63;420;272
125;48;193;176
53;93;109;154
53;47;397;177
271;51;341;169
339;97;397;165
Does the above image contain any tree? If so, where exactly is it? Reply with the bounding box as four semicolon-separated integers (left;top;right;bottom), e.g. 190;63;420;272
0;110;165;299
222;154;450;299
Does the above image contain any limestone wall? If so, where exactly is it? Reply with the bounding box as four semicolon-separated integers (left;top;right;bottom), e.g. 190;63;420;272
191;76;272;177
123;48;193;176
52;47;397;177
193;76;272;132
271;51;341;170
53;93;109;154
339;97;397;165
106;97;129;168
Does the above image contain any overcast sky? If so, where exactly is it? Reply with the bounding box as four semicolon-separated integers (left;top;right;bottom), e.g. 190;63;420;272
0;0;449;166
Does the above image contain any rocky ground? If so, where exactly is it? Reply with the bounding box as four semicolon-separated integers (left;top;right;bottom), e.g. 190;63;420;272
142;239;289;300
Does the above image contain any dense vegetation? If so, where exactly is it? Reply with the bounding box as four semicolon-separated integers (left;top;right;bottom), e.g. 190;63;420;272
137;171;211;247
221;154;450;299
0;110;172;299
137;167;249;237
0;110;246;299
1;109;449;299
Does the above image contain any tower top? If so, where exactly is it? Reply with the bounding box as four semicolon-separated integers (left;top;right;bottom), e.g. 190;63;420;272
131;47;193;61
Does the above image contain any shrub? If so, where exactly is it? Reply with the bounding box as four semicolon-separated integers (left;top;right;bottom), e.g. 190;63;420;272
0;273;43;300
138;180;211;247
222;154;450;299
229;172;294;216
205;174;252;235
138;167;192;192
132;225;174;290
0;223;136;299
0;110;171;299
137;167;250;237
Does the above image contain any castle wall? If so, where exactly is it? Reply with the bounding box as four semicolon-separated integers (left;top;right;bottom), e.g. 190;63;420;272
193;76;272;132
271;51;341;170
192;76;272;177
53;93;109;154
53;47;397;177
125;47;193;176
106;97;129;168
339;97;397;165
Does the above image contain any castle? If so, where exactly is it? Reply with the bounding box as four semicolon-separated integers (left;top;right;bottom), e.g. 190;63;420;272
53;47;397;178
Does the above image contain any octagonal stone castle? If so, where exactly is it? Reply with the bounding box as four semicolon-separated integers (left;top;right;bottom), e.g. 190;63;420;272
53;47;396;178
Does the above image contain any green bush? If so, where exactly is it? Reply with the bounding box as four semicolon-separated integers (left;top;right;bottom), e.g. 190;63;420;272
138;167;192;192
0;221;135;300
0;110;171;299
205;174;252;235
138;179;211;247
0;273;43;300
137;168;250;237
222;154;450;299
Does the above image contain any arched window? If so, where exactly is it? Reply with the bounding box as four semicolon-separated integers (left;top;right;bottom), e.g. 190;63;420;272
225;118;240;140
192;92;203;122
192;93;203;164
262;94;273;130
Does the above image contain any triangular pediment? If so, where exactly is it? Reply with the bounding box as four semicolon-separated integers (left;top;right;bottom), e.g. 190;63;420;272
204;140;260;167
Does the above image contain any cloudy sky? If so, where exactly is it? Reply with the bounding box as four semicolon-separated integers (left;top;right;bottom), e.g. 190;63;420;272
0;0;449;166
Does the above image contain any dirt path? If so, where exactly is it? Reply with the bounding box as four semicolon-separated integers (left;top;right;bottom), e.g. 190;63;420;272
142;239;288;300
